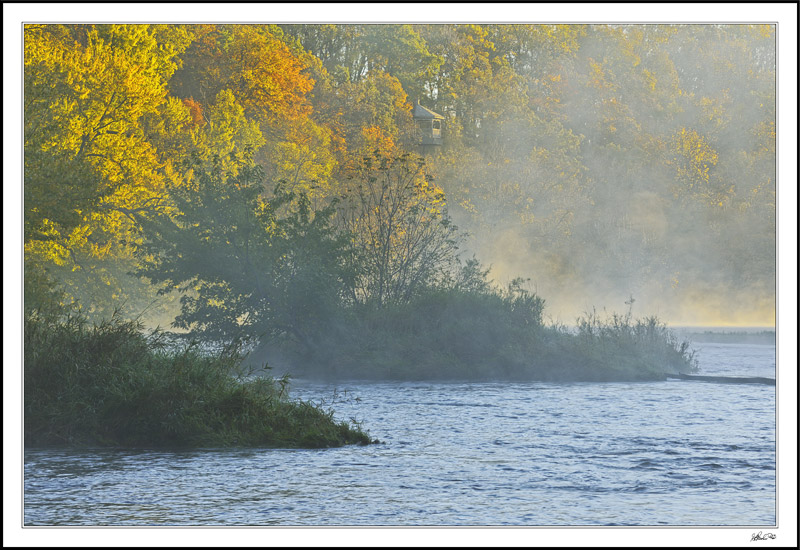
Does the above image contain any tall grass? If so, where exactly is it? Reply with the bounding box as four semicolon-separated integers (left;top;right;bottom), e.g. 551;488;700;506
24;311;374;448
536;310;699;382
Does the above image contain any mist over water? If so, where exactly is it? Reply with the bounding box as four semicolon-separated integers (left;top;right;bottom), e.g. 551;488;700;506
442;203;775;328
483;250;775;328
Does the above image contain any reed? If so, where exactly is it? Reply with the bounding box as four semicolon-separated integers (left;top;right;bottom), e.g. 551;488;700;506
537;310;699;381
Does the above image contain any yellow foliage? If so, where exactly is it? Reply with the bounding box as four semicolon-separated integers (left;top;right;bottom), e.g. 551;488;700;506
673;127;718;186
360;126;397;157
270;118;338;198
642;69;657;92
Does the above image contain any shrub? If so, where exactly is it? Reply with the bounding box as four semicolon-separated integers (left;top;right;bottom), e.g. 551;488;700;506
24;312;375;448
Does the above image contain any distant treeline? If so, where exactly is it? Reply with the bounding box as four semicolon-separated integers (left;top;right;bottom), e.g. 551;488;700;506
683;331;776;345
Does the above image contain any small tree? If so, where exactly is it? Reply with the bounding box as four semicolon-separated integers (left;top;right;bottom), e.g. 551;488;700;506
337;152;462;307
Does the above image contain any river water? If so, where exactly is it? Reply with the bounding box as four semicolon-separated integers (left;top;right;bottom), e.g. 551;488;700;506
23;340;776;526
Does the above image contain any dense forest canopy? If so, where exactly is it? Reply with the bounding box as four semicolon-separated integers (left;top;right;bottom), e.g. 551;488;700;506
24;24;776;328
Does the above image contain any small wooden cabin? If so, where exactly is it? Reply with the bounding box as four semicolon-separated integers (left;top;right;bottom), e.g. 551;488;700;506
412;101;444;148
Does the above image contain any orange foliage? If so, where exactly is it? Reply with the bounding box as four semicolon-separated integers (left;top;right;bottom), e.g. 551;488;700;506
227;26;315;124
182;97;205;127
173;25;315;128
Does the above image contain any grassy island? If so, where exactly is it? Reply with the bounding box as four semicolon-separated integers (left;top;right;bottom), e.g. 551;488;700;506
252;288;699;382
24;313;375;449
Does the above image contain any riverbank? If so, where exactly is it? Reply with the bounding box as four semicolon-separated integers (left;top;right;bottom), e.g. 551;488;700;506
23;313;376;449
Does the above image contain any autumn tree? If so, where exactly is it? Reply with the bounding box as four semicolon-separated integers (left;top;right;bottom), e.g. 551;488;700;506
337;152;461;307
24;24;192;317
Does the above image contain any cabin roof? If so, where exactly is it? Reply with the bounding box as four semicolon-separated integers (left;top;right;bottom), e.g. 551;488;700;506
412;102;444;120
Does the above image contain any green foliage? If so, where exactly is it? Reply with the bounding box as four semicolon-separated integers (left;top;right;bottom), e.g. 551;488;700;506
137;158;353;347
23;261;69;318
281;24;441;94
558;309;699;380
24;312;374;448
188;89;267;177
